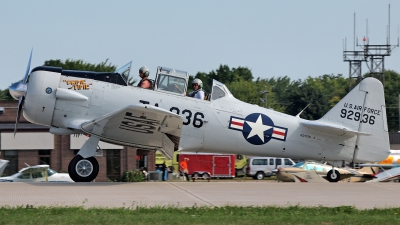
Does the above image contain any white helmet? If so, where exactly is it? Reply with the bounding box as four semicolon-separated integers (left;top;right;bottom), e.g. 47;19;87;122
192;78;203;89
139;66;150;77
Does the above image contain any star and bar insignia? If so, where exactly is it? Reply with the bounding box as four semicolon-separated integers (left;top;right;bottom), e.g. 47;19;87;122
228;113;288;145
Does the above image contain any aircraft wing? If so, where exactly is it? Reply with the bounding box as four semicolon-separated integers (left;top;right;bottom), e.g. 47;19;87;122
292;171;328;183
300;120;371;136
359;163;398;168
366;167;400;182
80;104;182;159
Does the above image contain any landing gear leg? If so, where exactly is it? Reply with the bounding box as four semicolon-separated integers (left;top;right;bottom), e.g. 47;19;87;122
68;136;100;182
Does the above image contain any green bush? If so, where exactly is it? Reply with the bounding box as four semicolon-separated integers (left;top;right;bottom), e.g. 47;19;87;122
123;169;146;182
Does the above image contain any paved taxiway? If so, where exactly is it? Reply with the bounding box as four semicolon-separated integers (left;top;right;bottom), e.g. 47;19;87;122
0;181;399;209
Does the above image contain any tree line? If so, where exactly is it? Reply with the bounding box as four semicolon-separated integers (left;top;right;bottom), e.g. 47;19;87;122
2;59;400;131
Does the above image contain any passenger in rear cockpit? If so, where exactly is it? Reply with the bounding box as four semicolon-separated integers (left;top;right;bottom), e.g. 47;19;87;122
137;66;152;89
188;78;205;100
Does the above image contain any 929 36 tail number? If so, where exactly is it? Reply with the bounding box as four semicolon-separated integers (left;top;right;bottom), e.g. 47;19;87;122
340;109;375;125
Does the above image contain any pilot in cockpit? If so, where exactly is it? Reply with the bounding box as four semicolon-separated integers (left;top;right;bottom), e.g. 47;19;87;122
137;66;152;89
188;78;205;100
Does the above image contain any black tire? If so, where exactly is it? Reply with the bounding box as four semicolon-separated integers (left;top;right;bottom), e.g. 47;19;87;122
255;172;265;180
202;173;210;179
192;172;200;179
327;170;340;182
68;155;99;182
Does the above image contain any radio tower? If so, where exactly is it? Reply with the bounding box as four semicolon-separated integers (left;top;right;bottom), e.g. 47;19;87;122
343;5;398;89
343;13;366;91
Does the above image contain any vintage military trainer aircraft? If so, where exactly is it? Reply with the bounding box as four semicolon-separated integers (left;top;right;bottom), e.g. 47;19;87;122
9;51;390;182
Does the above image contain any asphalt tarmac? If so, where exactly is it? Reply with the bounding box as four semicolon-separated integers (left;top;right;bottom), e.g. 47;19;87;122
0;181;399;209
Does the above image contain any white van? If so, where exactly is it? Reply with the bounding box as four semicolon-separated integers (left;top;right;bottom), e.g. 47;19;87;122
246;157;295;179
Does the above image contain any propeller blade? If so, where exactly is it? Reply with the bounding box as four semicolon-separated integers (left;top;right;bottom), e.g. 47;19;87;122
14;96;24;137
23;48;33;83
13;49;32;137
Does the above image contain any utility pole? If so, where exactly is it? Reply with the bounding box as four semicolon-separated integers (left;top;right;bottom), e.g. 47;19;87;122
260;88;268;108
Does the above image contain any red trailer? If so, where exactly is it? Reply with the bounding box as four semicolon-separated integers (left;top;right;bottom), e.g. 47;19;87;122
178;152;235;180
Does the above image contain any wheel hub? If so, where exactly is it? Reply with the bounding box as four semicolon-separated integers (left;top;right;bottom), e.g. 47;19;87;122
75;159;93;177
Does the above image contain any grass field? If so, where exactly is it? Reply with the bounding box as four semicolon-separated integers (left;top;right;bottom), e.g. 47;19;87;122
1;205;400;225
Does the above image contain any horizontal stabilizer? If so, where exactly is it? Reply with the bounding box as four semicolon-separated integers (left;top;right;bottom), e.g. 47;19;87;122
300;120;371;136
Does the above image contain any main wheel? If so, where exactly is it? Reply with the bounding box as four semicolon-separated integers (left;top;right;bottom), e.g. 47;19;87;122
327;169;340;182
68;155;99;182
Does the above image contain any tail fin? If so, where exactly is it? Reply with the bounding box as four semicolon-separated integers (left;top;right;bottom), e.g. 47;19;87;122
319;77;390;162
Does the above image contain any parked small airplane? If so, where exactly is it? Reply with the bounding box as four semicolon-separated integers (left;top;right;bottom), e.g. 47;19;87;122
278;150;400;182
275;161;357;182
345;150;400;182
364;165;400;182
293;164;400;183
0;164;73;182
9;51;390;182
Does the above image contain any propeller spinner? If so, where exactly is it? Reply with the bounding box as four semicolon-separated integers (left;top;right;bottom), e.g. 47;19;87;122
9;49;32;136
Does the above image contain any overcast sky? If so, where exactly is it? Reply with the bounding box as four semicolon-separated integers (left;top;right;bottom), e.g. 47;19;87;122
1;1;400;90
